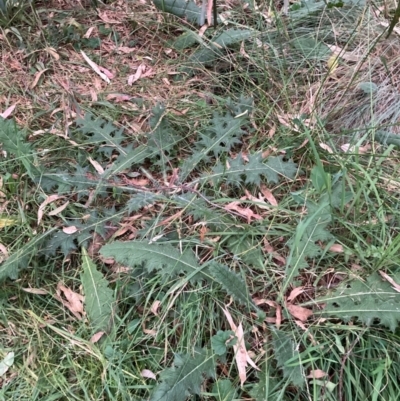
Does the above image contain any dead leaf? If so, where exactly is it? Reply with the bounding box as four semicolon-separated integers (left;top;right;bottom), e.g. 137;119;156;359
260;185;278;206
98;11;122;24
31;69;49;89
38;194;63;225
44;47;60;60
224;201;262;223
341;143;371;154
329;243;344;253
286;303;313;322
307;369;328;379
48;201;69;216
287;287;305;303
253;298;282;328
319;142;334;154
83;26;95;38
0;104;16;118
116;46;136;54
90;331;105;343
22;288;48;295
379;271;400;293
263;239;286;265
150;300;161;315
222;307;259;387
199;224;207;242
295;139;309;150
106;93;132;102
88;157;104;174
81;50;110;83
98;66;114;79
207;0;213;25
141;369;157;380
244;189;270;210
128;64;145;85
56;283;84;320
63;226;78;234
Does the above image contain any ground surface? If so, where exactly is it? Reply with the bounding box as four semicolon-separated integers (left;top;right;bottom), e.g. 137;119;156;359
1;0;400;400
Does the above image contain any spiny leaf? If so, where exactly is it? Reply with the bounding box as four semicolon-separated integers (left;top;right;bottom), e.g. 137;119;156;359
151;349;215;401
126;192;160;213
100;241;209;283
153;0;202;25
206;154;297;187
317;272;400;332
75;113;125;157
81;248;115;333
0;229;56;282
209;262;255;308
271;329;305;387
0;117;42;181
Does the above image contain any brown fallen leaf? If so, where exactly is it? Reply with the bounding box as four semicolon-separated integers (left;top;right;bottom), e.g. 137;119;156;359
150;300;161;315
379;271;400;293
90;331;105;343
141;369;157;380
287;287;305;303
319;142;334;154
22;288;48;295
48;201;69;216
286;303;313;322
253;298;282;329
128;64;146;85
307;369;328;379
31;69;49;89
55;283;84;320
224;201;262;223
260;185;278;206
106;93;132;102
329;243;344;253
0;104;16;118
37;194;63;225
63;226;78;234
222;307;259;387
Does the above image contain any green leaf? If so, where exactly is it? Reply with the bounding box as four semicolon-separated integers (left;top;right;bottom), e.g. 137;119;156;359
271;329;305;387
100;241;209;283
213;29;255;47
126;192;160;213
212;379;237;401
0;228;56;282
209;262;255;308
150;349;216;401
81;248;115;333
311;165;331;193
206;154;297;187
291;36;331;60
75;113;126;157
211;330;236;356
153;0;202;24
283;200;333;293
171;30;199;50
0;117;42;181
189;29;255;68
317;272;400;332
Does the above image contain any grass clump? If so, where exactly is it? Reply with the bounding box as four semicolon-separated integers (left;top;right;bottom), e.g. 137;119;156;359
1;0;400;400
